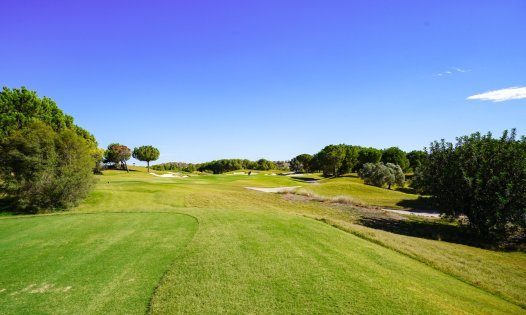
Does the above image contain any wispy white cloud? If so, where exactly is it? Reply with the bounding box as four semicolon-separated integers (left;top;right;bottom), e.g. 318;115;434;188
434;68;470;77
467;86;526;102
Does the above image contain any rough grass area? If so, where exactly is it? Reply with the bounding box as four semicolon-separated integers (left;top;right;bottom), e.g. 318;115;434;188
0;212;197;315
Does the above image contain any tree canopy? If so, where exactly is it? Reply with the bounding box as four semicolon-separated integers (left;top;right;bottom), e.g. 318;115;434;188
359;162;405;189
132;145;160;173
290;154;313;173
381;147;410;171
0;122;95;212
0;86;97;147
105;144;132;172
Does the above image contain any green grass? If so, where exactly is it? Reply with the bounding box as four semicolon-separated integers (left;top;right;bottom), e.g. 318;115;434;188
0;167;525;314
305;175;431;209
0;212;197;314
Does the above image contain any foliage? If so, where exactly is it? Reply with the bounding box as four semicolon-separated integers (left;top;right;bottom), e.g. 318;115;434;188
255;158;276;171
340;145;360;175
104;143;132;172
413;129;526;239
132;145;160;172
356;147;382;170
0;86;97;148
290;154;313;172
406;150;427;172
359;162;405;189
0;122;95;212
381;147;410;171
316;144;346;176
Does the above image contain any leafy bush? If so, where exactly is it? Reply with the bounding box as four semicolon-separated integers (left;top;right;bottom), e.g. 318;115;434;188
0;122;95;212
413;130;526;239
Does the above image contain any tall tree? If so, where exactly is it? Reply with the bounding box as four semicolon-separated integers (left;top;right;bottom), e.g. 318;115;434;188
105;143;132;172
317;144;347;176
406;150;427;172
357;147;382;170
132;145;160;173
290;154;313;172
0;86;97;148
381;147;410;171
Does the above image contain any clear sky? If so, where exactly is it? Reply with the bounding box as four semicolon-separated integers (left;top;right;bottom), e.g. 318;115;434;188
2;1;525;164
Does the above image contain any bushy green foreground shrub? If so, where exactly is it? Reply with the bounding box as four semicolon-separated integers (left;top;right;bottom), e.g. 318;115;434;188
0;122;95;212
414;129;526;239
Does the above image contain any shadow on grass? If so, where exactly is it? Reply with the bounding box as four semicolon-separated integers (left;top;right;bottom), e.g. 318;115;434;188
290;177;321;184
0;197;23;216
358;216;493;249
396;197;435;211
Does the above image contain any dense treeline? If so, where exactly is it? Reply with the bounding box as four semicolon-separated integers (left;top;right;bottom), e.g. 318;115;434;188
290;145;424;177
0;87;97;212
152;159;289;174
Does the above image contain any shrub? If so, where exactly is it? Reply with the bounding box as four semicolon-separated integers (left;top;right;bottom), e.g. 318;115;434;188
413;130;526;239
0;122;95;212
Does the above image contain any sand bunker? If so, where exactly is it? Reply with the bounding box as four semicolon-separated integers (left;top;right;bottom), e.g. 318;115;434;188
149;172;188;178
382;208;440;218
245;186;301;193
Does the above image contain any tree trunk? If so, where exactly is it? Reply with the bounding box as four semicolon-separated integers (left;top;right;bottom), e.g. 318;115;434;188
147;161;150;173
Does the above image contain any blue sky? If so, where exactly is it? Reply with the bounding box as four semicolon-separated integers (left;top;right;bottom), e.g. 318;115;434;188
2;1;525;164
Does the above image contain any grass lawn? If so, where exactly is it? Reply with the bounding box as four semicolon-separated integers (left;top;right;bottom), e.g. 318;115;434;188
0;168;524;314
0;212;197;314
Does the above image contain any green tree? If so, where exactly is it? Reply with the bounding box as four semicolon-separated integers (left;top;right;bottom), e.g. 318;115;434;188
381;147;410;171
317;144;347;176
406;150;427;172
339;145;360;175
356;147;382;170
0;86;97;148
255;159;276;171
359;162;405;189
0;122;95;212
414;130;526;239
105;143;132;172
132;145;160;173
290;154;313;172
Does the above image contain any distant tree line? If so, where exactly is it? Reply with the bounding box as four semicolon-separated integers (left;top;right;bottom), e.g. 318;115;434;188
0;87;98;212
152;159;289;174
290;144;425;177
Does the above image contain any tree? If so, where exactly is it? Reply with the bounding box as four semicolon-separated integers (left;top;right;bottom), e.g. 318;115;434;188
0;122;95;212
317;144;347;176
0;86;97;149
356;147;382;170
290;154;313;172
105;143;131;172
381;147;410;171
406;150;427;172
132;145;160;173
255;159;276;170
339;145;359;175
358;162;405;189
413;130;526;239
